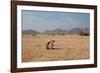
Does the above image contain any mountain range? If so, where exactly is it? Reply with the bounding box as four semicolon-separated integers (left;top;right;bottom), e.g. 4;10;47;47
22;28;89;35
22;29;40;35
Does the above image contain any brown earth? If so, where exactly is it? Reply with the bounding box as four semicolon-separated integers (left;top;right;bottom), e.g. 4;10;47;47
22;35;90;62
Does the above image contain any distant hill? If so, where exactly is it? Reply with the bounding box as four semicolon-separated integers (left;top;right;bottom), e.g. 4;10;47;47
68;28;89;35
22;28;89;35
42;28;89;35
22;29;40;35
42;28;68;35
83;28;90;33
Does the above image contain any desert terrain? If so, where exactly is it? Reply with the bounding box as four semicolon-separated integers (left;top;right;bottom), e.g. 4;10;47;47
22;34;90;62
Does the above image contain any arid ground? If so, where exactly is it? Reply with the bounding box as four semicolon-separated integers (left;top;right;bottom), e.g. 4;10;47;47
22;35;90;62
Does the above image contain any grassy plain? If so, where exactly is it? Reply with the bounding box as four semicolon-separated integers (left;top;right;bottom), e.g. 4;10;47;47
22;35;89;62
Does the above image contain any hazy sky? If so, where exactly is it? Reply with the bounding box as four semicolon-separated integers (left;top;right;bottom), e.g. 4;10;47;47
22;10;90;32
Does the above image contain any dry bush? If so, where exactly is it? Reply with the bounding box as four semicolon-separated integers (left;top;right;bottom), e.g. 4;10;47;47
79;32;89;36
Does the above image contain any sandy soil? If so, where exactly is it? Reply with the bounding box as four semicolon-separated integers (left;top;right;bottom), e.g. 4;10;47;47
22;35;90;62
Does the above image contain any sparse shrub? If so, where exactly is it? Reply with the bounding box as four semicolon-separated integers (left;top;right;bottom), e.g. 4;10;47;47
51;33;56;35
32;34;36;36
60;33;65;35
79;32;89;36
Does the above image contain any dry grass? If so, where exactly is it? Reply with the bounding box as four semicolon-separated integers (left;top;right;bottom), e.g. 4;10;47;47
22;35;90;62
